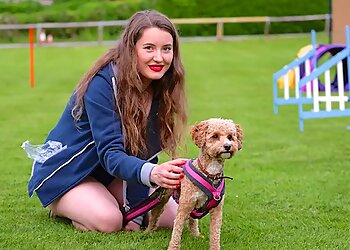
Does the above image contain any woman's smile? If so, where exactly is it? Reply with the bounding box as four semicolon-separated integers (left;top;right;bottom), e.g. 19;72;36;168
149;65;164;72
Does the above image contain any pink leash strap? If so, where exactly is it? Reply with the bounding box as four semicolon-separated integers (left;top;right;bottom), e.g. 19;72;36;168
122;187;165;226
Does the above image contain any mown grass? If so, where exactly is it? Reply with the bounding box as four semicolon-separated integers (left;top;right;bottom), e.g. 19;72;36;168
1;33;349;249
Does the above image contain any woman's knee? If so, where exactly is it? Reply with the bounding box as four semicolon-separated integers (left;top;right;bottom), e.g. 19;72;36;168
92;209;123;233
48;177;124;233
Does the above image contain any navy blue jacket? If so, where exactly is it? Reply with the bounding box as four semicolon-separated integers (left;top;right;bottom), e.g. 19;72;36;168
28;63;161;208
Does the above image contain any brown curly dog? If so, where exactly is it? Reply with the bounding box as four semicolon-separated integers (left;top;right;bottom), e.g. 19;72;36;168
146;118;243;250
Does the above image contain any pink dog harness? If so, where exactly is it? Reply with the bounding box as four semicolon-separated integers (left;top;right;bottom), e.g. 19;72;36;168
172;160;225;219
123;160;227;226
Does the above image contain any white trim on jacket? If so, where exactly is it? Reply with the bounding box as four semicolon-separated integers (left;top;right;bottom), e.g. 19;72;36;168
32;141;95;195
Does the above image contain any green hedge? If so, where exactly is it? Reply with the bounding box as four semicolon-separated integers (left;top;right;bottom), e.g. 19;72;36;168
149;0;329;36
0;0;329;42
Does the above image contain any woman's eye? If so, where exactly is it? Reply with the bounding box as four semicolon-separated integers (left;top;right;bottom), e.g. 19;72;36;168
144;46;153;51
163;47;172;52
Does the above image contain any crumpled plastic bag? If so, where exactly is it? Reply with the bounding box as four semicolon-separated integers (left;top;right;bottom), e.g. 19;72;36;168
21;140;67;163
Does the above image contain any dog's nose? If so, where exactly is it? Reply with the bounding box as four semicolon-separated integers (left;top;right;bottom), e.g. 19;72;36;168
224;144;231;151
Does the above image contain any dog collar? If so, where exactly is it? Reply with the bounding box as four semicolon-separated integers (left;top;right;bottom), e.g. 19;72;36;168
196;159;223;180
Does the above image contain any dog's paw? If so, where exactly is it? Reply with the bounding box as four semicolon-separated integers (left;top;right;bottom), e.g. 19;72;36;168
190;230;204;238
196;232;204;239
145;226;157;233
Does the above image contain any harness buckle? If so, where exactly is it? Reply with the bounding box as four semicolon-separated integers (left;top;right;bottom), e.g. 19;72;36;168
213;192;221;201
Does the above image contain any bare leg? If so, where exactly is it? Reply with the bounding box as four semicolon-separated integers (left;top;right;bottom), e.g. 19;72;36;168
49;176;123;233
72;221;89;232
107;177;124;208
107;178;141;231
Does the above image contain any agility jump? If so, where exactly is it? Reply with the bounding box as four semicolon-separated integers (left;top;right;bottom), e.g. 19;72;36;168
273;26;350;131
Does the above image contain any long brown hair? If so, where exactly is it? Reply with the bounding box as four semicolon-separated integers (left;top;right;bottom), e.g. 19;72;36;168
72;10;187;157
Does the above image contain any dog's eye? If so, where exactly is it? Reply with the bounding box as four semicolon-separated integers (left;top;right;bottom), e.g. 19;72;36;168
211;134;219;139
227;135;233;140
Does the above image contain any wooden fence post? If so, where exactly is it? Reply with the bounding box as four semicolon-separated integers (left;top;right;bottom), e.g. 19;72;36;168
216;19;223;41
264;17;271;36
98;22;103;46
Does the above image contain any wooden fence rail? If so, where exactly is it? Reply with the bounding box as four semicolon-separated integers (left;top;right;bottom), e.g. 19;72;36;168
0;14;330;48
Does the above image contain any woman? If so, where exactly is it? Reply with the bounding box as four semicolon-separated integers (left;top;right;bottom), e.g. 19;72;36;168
25;10;188;233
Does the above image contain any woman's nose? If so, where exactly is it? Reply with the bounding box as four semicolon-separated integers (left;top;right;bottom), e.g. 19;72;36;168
153;50;163;62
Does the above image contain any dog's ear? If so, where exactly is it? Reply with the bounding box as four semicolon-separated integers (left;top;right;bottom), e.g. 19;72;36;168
190;120;208;148
235;124;243;150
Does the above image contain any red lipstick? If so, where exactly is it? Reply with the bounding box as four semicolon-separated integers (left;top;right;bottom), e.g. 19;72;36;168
149;65;164;72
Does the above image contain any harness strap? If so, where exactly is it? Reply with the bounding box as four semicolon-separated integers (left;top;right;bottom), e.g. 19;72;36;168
123;159;227;225
184;160;225;219
121;152;163;226
122;187;165;226
185;160;225;199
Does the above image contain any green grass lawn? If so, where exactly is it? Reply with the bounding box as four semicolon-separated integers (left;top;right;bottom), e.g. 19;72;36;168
1;33;350;249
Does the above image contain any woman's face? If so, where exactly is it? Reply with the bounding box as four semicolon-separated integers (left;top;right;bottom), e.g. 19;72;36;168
135;27;174;85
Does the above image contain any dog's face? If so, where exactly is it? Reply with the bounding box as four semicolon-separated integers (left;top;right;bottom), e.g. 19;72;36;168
190;118;243;159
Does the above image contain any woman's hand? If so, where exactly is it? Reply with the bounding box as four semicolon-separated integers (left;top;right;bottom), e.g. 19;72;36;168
150;158;187;189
